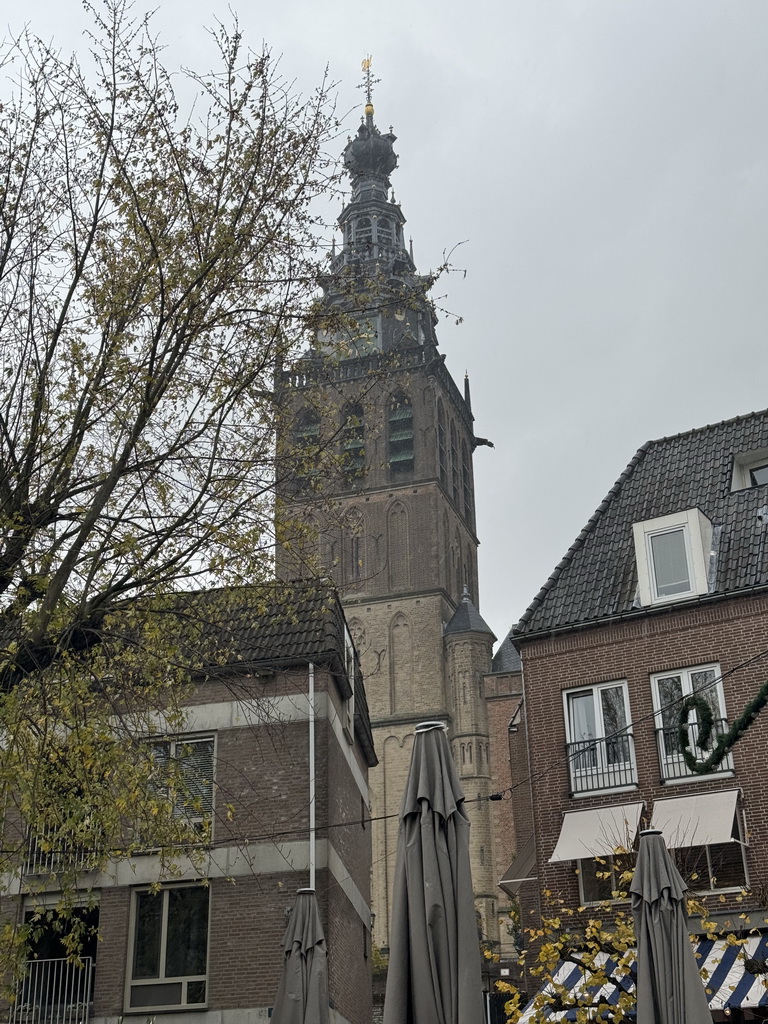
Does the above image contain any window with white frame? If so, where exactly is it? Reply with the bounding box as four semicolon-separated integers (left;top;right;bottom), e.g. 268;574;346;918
632;508;712;606
732;448;768;490
564;682;636;794
151;736;215;832
651;664;731;779
127;884;209;1010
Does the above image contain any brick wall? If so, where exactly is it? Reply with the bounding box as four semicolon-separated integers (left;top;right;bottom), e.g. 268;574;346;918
518;593;768;927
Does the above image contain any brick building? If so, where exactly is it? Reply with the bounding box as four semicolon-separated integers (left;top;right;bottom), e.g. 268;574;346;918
1;584;377;1024
509;410;768;1017
277;81;499;952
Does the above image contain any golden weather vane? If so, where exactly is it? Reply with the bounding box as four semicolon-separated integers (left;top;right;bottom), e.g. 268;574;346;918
358;55;380;111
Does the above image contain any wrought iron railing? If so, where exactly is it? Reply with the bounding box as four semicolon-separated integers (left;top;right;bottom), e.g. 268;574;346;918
9;957;93;1024
656;717;733;780
567;732;637;794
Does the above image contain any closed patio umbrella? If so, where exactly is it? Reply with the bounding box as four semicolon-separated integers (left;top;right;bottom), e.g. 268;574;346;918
272;888;329;1024
383;721;484;1024
630;829;711;1024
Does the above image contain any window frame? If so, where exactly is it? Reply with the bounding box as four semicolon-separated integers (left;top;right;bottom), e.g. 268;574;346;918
651;663;732;779
577;851;635;906
632;508;712;606
151;734;216;833
126;883;210;1012
732;448;768;490
563;681;637;794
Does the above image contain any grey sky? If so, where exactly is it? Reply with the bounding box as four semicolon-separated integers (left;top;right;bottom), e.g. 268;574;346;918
9;0;768;644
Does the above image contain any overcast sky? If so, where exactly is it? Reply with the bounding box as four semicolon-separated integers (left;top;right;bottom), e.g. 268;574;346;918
9;0;768;646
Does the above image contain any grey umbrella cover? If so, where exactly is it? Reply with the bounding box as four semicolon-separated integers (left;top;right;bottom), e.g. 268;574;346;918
383;724;485;1024
272;889;329;1024
630;830;711;1024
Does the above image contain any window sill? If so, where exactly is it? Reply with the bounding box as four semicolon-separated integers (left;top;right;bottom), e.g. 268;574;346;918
661;771;735;787
571;784;639;800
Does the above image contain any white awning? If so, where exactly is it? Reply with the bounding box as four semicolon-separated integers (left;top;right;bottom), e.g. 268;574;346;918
650;789;740;848
499;835;537;897
549;802;644;863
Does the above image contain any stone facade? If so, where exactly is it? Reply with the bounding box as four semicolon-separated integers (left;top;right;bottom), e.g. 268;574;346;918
277;103;499;951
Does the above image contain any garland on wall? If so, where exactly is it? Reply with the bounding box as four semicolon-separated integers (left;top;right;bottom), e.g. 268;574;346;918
678;680;768;773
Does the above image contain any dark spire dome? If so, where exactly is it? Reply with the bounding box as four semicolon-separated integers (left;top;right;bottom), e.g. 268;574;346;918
343;113;398;188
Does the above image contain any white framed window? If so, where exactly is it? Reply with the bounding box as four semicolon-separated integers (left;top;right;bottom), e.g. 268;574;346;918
564;682;636;794
127;884;209;1010
633;508;712;606
151;736;215;831
732;448;768;490
651;663;732;780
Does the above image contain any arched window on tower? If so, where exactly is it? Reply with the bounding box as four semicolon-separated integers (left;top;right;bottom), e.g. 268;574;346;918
377;217;393;246
437;400;447;486
292;408;321;493
462;441;473;520
356;217;372;244
389;612;414;713
388;394;414;475
341;403;365;483
343;508;365;584
387;501;410;590
450;422;460;503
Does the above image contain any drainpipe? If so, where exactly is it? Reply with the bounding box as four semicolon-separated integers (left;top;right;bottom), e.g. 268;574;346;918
308;662;316;890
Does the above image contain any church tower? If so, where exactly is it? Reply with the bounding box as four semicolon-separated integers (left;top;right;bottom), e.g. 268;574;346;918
278;73;499;950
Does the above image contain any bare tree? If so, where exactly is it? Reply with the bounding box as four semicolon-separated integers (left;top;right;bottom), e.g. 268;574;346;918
0;0;340;691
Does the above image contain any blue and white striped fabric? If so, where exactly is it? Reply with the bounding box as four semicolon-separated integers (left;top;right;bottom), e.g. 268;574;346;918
518;934;768;1020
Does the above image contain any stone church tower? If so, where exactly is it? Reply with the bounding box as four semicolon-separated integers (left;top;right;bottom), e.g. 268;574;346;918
278;90;499;950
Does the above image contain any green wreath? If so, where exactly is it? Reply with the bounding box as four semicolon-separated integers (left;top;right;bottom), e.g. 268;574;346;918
677;681;768;774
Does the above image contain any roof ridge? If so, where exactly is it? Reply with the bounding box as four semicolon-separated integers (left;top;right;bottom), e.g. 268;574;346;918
645;406;768;450
513;439;653;635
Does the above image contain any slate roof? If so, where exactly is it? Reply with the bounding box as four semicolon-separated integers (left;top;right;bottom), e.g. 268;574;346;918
444;591;496;638
514;410;768;640
491;629;523;673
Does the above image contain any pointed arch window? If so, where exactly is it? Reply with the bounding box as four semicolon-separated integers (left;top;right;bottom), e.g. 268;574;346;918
387;501;410;590
356;217;372;244
292;408;321;492
388;395;414;475
450;422;460;503
343;508;365;584
437;400;447;486
341;403;365;482
462;441;472;520
390;612;414;713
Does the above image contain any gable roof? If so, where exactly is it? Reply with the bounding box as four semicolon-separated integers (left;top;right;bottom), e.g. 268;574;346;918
514;409;768;640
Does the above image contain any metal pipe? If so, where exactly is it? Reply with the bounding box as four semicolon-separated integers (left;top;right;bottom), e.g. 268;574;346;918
309;662;316;890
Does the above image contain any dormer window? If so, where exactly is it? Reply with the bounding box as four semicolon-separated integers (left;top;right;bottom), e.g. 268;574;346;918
633;508;712;606
731;448;768;490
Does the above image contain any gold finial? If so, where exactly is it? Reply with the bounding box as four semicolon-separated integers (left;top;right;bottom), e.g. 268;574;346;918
358;55;380;115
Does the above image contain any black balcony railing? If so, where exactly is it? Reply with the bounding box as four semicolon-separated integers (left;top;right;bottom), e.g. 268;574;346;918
656;717;733;780
567;732;637;794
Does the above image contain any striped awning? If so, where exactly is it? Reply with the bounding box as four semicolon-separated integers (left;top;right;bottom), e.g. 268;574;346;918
518;933;768;1020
